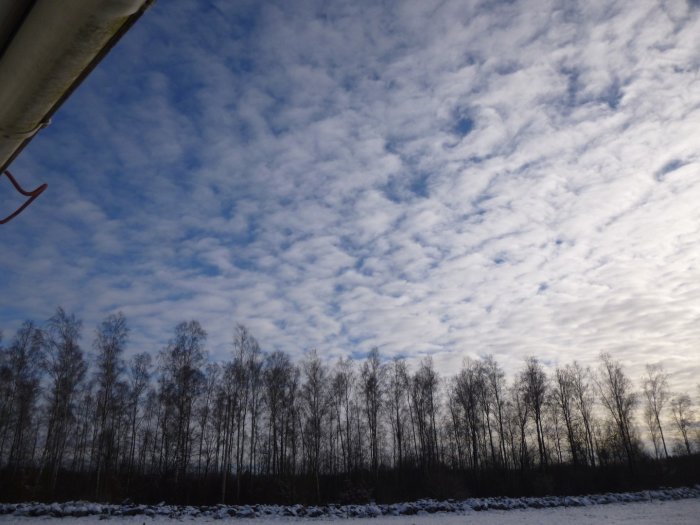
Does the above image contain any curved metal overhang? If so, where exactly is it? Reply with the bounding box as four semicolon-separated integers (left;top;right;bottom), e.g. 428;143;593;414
0;0;154;173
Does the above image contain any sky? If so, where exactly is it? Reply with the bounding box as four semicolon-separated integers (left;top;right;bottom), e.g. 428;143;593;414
1;0;700;394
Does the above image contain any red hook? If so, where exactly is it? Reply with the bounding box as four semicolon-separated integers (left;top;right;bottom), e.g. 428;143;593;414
0;170;47;224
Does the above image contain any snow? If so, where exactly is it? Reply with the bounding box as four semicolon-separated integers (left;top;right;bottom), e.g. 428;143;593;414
0;499;698;525
1;487;699;524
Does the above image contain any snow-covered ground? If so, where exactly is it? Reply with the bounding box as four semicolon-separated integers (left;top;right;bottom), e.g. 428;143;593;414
1;499;699;525
2;487;699;525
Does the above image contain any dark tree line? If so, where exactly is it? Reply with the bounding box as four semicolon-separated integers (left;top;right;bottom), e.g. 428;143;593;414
1;307;699;504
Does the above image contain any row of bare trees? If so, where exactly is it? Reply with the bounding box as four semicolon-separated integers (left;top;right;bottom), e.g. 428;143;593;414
1;307;699;503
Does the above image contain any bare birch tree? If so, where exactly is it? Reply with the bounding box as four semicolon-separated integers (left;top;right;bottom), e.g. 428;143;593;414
641;364;670;458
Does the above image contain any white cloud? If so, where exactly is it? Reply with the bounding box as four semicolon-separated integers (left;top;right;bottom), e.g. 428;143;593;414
1;0;700;399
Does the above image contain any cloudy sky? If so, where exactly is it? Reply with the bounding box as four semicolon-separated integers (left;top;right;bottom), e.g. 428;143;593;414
2;0;700;393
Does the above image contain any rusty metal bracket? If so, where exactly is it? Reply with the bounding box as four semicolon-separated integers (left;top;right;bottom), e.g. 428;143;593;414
0;170;47;224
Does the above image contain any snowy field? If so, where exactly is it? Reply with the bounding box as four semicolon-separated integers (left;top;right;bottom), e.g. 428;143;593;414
1;499;699;525
2;487;700;524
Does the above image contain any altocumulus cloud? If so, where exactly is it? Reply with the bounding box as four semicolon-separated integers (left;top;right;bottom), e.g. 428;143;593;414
2;0;700;394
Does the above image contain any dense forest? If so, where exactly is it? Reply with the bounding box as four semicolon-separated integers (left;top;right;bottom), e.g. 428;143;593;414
1;307;699;505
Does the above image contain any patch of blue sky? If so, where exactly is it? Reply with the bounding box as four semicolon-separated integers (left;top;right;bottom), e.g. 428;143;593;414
213;2;261;41
194;262;224;278
600;79;623;109
560;66;582;110
552;66;624;116
353;256;373;277
459;209;488;226
655;159;686;182
0;305;23;324
472;191;493;206
454;116;475;137
381;172;430;203
262;97;294;137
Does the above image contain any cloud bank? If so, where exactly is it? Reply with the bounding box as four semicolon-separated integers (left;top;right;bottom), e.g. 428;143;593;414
2;0;700;394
